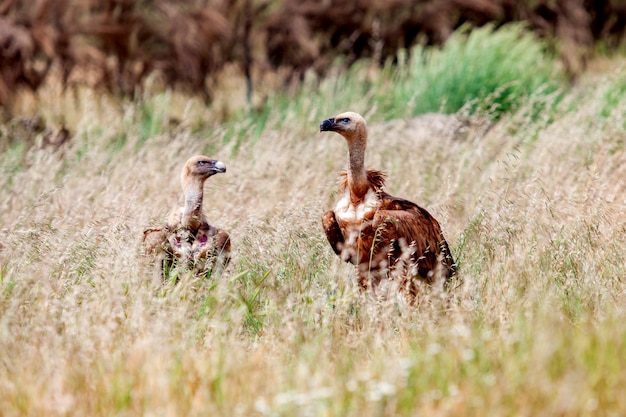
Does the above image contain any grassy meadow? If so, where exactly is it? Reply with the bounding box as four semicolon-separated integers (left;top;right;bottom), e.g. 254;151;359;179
1;25;626;416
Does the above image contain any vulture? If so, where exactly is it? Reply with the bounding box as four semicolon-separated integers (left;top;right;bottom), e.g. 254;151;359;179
143;155;231;278
319;111;456;299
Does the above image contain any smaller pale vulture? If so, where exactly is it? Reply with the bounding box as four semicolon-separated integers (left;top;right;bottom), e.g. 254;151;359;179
143;155;231;279
319;111;456;300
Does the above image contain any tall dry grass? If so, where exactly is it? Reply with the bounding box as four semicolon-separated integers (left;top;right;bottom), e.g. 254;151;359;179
1;58;626;416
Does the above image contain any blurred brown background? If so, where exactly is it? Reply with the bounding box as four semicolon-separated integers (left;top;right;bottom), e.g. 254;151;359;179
1;0;625;111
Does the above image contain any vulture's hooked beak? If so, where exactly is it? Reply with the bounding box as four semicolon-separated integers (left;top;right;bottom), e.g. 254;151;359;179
320;118;335;132
211;160;227;174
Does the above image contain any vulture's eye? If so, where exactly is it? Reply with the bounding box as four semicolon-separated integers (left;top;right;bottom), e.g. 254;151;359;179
341;118;350;123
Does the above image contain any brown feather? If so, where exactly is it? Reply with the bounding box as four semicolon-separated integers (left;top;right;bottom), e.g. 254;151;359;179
327;189;456;298
143;227;168;255
338;169;386;192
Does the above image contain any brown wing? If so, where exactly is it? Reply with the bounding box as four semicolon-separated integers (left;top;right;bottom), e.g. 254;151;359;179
213;229;232;268
322;210;344;257
194;225;231;273
372;193;455;280
143;227;168;255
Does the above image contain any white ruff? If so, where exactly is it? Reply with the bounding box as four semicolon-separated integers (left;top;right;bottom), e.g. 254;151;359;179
334;188;378;221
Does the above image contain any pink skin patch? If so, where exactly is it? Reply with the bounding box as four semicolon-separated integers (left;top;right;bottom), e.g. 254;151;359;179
198;234;208;245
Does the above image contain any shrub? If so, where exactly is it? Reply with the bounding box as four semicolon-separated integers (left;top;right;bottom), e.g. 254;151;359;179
385;24;564;119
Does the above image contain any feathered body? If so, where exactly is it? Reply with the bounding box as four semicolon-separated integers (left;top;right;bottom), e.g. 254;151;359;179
143;155;231;278
320;112;455;298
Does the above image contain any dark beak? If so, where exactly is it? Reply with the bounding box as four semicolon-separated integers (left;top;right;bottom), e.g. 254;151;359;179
320;118;335;132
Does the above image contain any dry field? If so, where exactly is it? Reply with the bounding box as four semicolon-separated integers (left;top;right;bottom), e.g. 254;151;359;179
1;59;626;416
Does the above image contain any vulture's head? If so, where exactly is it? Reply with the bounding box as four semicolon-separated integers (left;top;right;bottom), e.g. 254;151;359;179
320;111;367;141
181;155;226;186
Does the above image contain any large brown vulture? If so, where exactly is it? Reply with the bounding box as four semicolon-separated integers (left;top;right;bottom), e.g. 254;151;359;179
143;155;231;278
319;112;456;299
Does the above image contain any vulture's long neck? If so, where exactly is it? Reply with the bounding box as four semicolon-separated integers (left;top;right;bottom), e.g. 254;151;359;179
346;131;370;202
181;177;205;231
